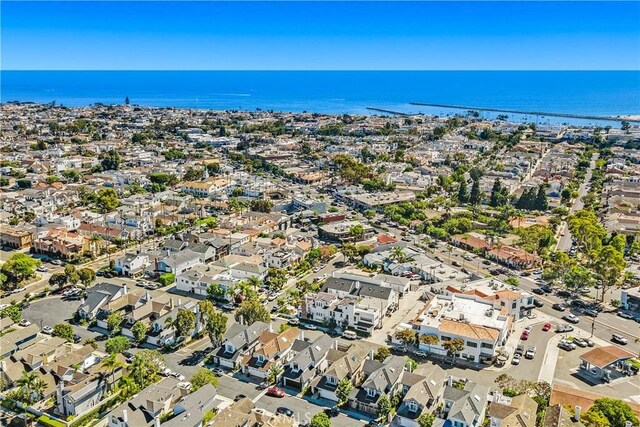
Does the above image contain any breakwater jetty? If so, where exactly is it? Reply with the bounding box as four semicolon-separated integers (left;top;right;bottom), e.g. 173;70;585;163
366;107;409;116
409;102;640;123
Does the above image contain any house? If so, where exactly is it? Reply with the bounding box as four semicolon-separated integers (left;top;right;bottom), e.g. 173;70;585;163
32;227;93;260
0;227;33;250
240;327;300;380
211;321;270;369
0;324;40;358
156;249;203;276
77;283;128;321
395;364;447;427
115;253;150;277
348;355;407;415
322;275;398;315
310;346;369;402
488;394;538;427
300;292;383;335
56;363;124;418
542;404;585;427
281;333;334;390
439;381;490;427
147;300;202;347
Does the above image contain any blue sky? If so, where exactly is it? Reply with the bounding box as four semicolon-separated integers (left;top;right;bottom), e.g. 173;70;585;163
2;1;639;70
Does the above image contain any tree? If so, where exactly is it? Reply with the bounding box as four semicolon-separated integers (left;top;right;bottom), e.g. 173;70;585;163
582;410;612;427
419;334;439;353
443;338;465;360
52;323;75;342
267;268;287;292
267;364;283;385
1;305;22;323
158;273;175;286
207;283;226;300
105;336;131;354
374;346;391;362
505;277;520;287
587;398;639;427
190;368;219;391
78;268;96;287
95;188;120;213
349;224;365;239
310;412;332;427
183;167;204;181
125;96;130;105
457;181;469;204
106;312;123;334
250;199;274;213
564;265;594;292
64;264;80;285
235;298;270;325
48;272;67;289
175;309;196;338
336;378;353;406
1;253;40;286
469;179;482;206
389;246;407;263
377;394;392;420
129;350;162;388
417;413;435;427
17;371;42;404
199;301;227;346
395;329;417;346
100;149;121;171
101;353;124;391
132;321;147;343
591;245;626;302
568;210;606;254
489;178;508;208
534;185;549;211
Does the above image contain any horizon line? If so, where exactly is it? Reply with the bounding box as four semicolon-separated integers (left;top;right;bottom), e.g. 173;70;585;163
2;69;639;72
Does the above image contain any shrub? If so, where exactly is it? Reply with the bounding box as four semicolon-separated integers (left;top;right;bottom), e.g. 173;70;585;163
37;415;66;427
158;273;175;286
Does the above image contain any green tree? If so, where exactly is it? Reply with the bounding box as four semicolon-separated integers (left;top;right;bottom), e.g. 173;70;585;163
377;394;392;420
489;178;508;208
469;179;482;206
52;323;74;342
505;277;520;287
564;265;594;292
129;350;162;388
101;353;124;391
457;181;469;204
78;268;96;286
374;346;391;362
95;188;120;213
310;412;332;427
349;224;365;239
417;413;435;427
64;264;80;285
183;167;204;181
1;305;22;323
267;363;283;385
534;185;549;211
206;283;226;300
394;329;417;346
1;253;40;286
106;312;123;334
100;149;121;171
582;410;612;427
419;334;439;353
105;336;131;354
267;268;287;292
336;377;353;406
158;273;175;286
235;298;270;325
132;321;147;343
591;245;626;302
48;272;67;289
175;309;196;338
190;368;219;391
389;246;407;263
199;301;227;346
587;398;639;427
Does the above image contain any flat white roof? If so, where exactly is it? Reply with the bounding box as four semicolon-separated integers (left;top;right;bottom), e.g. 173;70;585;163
417;294;508;331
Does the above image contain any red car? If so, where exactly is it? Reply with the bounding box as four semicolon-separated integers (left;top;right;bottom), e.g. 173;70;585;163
542;322;552;332
266;387;285;398
520;331;529;340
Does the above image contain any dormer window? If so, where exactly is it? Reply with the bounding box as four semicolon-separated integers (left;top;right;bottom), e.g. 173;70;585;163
408;401;418;413
326;376;337;385
366;388;376;398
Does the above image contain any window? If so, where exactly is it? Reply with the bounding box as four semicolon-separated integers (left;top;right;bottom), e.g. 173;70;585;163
466;341;477;348
481;342;493;349
512;302;517;309
326;376;337;385
366;388;376;397
408;401;418;413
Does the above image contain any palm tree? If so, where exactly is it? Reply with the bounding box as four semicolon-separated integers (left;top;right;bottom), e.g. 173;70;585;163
30;378;46;402
389;246;407;263
268;364;284;385
164;316;175;338
117;375;140;399
101;353;124;392
89;234;103;256
247;276;262;294
16;371;37;403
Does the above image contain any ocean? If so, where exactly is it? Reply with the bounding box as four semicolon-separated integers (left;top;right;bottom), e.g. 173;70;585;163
2;71;639;126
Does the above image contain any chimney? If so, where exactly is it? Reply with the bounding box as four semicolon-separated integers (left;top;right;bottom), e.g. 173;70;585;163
177;298;182;307
625;422;633;427
493;392;500;403
123;409;128;424
448;375;453;387
300;330;304;341
169;298;174;309
574;406;581;421
154;415;161;427
0;360;6;372
369;350;375;361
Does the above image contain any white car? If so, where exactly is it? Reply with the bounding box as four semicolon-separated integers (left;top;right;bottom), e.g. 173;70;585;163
42;326;54;334
19;319;31;327
618;311;634;320
0;304;9;310
512;353;521;365
13;286;27;294
37;266;48;272
523;325;533;333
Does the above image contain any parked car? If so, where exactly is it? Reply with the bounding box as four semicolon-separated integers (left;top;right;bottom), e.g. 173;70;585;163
37;266;48;272
256;382;268;390
525;346;536;359
452;261;462;267
511;353;521;365
482;260;491;265
523;325;533;334
582;309;598;317
412;350;427;358
342;330;357;340
51;259;62;265
556;290;572;298
212;368;225;377
558;340;576;351
563;314;580;324
222;303;236;311
520;331;529;340
19;319;31;327
612;334;628;345
533;299;544;308
556;324;574;333
515;344;524;356
42;326;53;334
618;311;635;320
276;407;294;417
234;394;247;402
571;299;587;309
542;322;552;331
288;318;300;326
324;406;340;417
266;386;285;398
552;303;567;312
532;288;545;295
573;338;588;348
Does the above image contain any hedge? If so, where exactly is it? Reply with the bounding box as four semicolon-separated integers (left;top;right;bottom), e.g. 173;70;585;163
37;415;66;427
